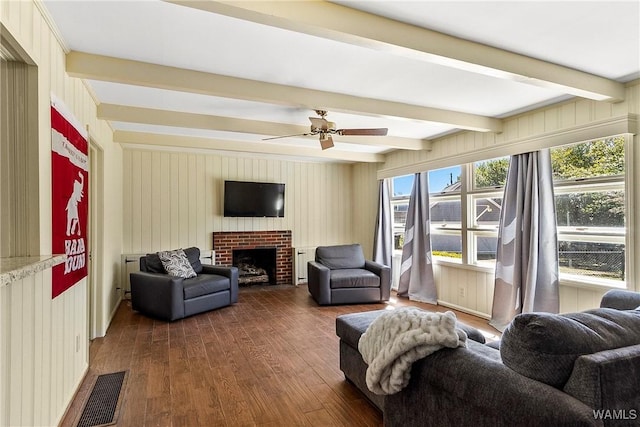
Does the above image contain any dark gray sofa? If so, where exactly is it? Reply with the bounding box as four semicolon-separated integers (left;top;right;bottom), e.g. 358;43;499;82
336;290;640;426
130;247;238;321
307;244;391;305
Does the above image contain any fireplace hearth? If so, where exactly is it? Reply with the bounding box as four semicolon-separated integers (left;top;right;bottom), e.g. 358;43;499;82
233;248;276;286
213;231;293;285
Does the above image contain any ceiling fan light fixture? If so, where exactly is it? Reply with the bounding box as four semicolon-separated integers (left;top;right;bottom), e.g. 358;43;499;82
319;134;334;150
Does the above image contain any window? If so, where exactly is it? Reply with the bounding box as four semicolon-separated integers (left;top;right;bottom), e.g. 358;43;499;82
551;137;626;284
429;166;462;260
387;135;629;288
391;175;414;250
469;157;508;264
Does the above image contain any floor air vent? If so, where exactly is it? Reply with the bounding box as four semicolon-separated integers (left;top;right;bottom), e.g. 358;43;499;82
76;371;127;427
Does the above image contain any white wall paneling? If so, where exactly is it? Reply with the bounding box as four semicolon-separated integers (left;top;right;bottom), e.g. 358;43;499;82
122;150;361;255
1;270;88;427
1;1;123;425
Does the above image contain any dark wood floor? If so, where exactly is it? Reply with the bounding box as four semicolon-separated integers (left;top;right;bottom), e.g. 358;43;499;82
61;286;499;427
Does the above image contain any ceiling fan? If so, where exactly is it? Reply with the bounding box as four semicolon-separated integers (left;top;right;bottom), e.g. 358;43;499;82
262;110;388;150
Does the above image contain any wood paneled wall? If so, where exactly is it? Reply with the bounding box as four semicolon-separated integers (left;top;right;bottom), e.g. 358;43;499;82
0;271;87;427
0;60;39;258
1;1;123;425
122;150;360;254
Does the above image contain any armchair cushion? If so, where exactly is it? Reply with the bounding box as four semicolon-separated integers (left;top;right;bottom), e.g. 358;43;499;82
158;248;197;278
144;252;166;273
183;274;230;299
316;244;366;269
330;269;380;289
183;247;204;274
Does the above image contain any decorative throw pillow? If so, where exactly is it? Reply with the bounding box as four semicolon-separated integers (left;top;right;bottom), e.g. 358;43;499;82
182;247;203;274
157;249;197;279
500;308;640;389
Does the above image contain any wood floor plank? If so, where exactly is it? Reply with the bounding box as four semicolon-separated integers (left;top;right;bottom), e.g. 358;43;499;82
60;286;499;426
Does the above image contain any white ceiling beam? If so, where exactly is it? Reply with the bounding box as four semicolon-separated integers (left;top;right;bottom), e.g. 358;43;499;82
113;130;386;163
98;103;430;150
167;0;625;102
67;51;502;133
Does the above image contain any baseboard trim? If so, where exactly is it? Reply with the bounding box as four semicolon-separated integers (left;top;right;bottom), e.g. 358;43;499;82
56;364;90;427
437;300;491;320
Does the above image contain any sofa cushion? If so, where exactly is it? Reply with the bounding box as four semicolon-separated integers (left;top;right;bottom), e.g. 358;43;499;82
330;269;379;289
144;252;166;273
183;274;230;299
500;308;640;388
183;246;203;274
158;249;197;279
316;244;366;269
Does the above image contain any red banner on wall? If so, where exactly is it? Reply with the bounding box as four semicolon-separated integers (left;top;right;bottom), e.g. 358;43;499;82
51;96;88;299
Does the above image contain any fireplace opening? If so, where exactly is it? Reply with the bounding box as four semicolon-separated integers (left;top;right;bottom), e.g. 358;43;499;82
232;248;277;286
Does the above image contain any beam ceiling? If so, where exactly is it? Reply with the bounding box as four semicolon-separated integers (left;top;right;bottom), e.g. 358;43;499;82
66;51;503;133
167;0;625;102
97;104;431;150
113;131;386;163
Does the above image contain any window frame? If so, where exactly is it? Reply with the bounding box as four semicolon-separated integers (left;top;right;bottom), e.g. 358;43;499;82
387;134;632;289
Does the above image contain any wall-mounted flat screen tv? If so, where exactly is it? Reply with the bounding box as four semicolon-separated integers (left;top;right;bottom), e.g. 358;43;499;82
224;180;285;217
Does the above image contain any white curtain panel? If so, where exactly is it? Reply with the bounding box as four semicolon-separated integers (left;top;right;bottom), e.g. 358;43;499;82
490;149;560;332
397;172;437;304
373;179;393;270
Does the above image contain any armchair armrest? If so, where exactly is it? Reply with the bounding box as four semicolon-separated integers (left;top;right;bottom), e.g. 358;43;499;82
130;272;185;321
365;260;391;302
600;289;640;310
308;261;331;305
201;265;239;303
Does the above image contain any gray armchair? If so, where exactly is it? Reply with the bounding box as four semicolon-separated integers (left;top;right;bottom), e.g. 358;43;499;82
307;244;391;305
130;247;238;321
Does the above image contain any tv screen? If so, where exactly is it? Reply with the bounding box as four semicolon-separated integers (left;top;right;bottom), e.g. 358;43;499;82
224;181;285;217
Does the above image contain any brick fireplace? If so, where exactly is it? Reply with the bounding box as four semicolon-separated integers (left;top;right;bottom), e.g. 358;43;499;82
213;230;293;285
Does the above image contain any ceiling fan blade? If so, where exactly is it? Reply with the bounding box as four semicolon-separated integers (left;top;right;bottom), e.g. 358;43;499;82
262;133;309;141
339;128;388;136
319;135;334;150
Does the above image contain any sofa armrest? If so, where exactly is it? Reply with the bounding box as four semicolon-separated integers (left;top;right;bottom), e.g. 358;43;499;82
365;260;391;301
600;289;640;310
384;341;600;427
130;272;185;321
308;261;331;305
201;265;239;303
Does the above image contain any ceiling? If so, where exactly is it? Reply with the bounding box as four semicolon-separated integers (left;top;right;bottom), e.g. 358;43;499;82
42;0;640;163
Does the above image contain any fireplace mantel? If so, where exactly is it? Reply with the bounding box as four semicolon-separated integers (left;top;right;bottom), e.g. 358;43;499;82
213;231;293;285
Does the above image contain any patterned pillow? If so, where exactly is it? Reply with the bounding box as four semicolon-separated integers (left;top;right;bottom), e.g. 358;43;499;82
157;249;197;279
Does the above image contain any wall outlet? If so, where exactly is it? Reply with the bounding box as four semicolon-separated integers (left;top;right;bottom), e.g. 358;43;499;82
459;287;466;298
75;335;80;353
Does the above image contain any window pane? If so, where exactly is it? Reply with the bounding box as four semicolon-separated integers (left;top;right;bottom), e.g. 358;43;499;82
551;137;624;181
555;191;624;228
430;198;461;226
393;203;408;226
476;235;498;262
429;166;461;193
394;232;404;251
474;197;502;227
431;234;462;259
392;175;414;197
559;241;625;281
474;157;509;189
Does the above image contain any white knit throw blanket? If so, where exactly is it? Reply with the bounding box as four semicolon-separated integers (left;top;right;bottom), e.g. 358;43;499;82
358;308;467;395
